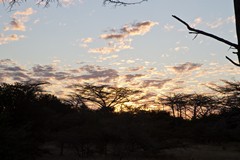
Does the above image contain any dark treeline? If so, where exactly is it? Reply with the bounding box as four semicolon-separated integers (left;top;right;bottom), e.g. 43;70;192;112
0;81;240;160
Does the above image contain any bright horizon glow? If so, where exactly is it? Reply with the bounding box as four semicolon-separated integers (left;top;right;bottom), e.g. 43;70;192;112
0;0;240;108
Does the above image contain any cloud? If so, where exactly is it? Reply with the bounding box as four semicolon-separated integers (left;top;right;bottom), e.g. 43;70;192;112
142;79;172;88
81;37;93;43
124;74;144;82
4;8;35;32
88;21;158;54
182;16;235;30
121;21;159;36
206;16;235;29
1;58;240;108
89;38;132;54
32;64;70;80
74;65;119;83
0;59;30;81
97;54;119;62
59;0;75;6
174;46;189;52
13;8;34;16
164;24;174;31
169;62;203;74
191;17;202;27
120;66;145;73
100;33;127;40
100;21;158;40
0;34;24;45
89;47;118;54
4;18;26;31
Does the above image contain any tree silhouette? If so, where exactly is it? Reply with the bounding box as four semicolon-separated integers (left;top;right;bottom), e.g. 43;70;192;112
1;81;240;159
0;81;47;115
209;80;240;109
188;93;219;120
69;83;141;112
159;93;190;118
0;81;50;160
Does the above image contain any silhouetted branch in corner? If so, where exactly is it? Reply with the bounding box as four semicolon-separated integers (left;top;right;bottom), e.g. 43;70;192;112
173;15;240;67
173;0;240;67
172;15;238;48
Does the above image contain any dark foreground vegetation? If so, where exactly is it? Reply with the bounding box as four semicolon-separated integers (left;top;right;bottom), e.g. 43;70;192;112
1;81;240;160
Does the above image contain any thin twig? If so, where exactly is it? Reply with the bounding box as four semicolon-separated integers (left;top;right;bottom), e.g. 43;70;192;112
103;0;147;6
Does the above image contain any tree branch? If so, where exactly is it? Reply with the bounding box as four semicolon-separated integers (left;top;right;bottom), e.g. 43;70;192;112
172;15;238;48
173;15;240;67
226;56;240;67
5;0;59;10
103;0;147;6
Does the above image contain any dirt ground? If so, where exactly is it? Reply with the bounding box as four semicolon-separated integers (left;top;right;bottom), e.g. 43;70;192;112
38;143;240;160
162;143;240;160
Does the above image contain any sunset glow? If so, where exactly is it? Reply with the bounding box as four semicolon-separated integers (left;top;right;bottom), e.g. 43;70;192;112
0;0;239;104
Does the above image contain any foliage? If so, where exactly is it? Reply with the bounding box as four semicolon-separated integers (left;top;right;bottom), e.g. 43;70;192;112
0;81;240;159
68;83;141;112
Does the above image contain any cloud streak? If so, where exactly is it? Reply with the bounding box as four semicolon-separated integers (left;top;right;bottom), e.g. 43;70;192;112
0;34;24;45
84;21;158;54
4;8;35;31
168;62;203;74
100;21;158;40
1;59;240;108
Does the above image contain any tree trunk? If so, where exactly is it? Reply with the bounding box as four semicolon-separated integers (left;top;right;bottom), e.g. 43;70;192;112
192;106;197;120
234;0;240;45
234;0;240;56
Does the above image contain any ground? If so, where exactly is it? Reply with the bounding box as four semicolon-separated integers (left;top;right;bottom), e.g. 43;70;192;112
37;142;240;160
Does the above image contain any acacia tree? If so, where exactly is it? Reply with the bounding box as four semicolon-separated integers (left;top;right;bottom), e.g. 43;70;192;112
159;93;190;119
0;81;47;114
69;83;141;112
188;93;219;120
209;80;240;109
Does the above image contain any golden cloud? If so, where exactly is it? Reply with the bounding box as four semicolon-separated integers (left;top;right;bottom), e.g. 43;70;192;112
4;19;26;31
13;8;35;16
4;8;35;32
88;21;158;54
0;34;24;45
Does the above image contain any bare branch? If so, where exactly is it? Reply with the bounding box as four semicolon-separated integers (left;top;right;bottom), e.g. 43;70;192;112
103;0;147;6
5;0;60;10
172;15;238;49
226;56;240;67
173;15;240;67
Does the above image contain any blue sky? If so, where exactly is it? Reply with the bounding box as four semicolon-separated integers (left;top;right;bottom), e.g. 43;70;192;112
0;0;239;104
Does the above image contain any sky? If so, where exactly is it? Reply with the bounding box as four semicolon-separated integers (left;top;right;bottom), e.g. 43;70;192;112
0;0;240;106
